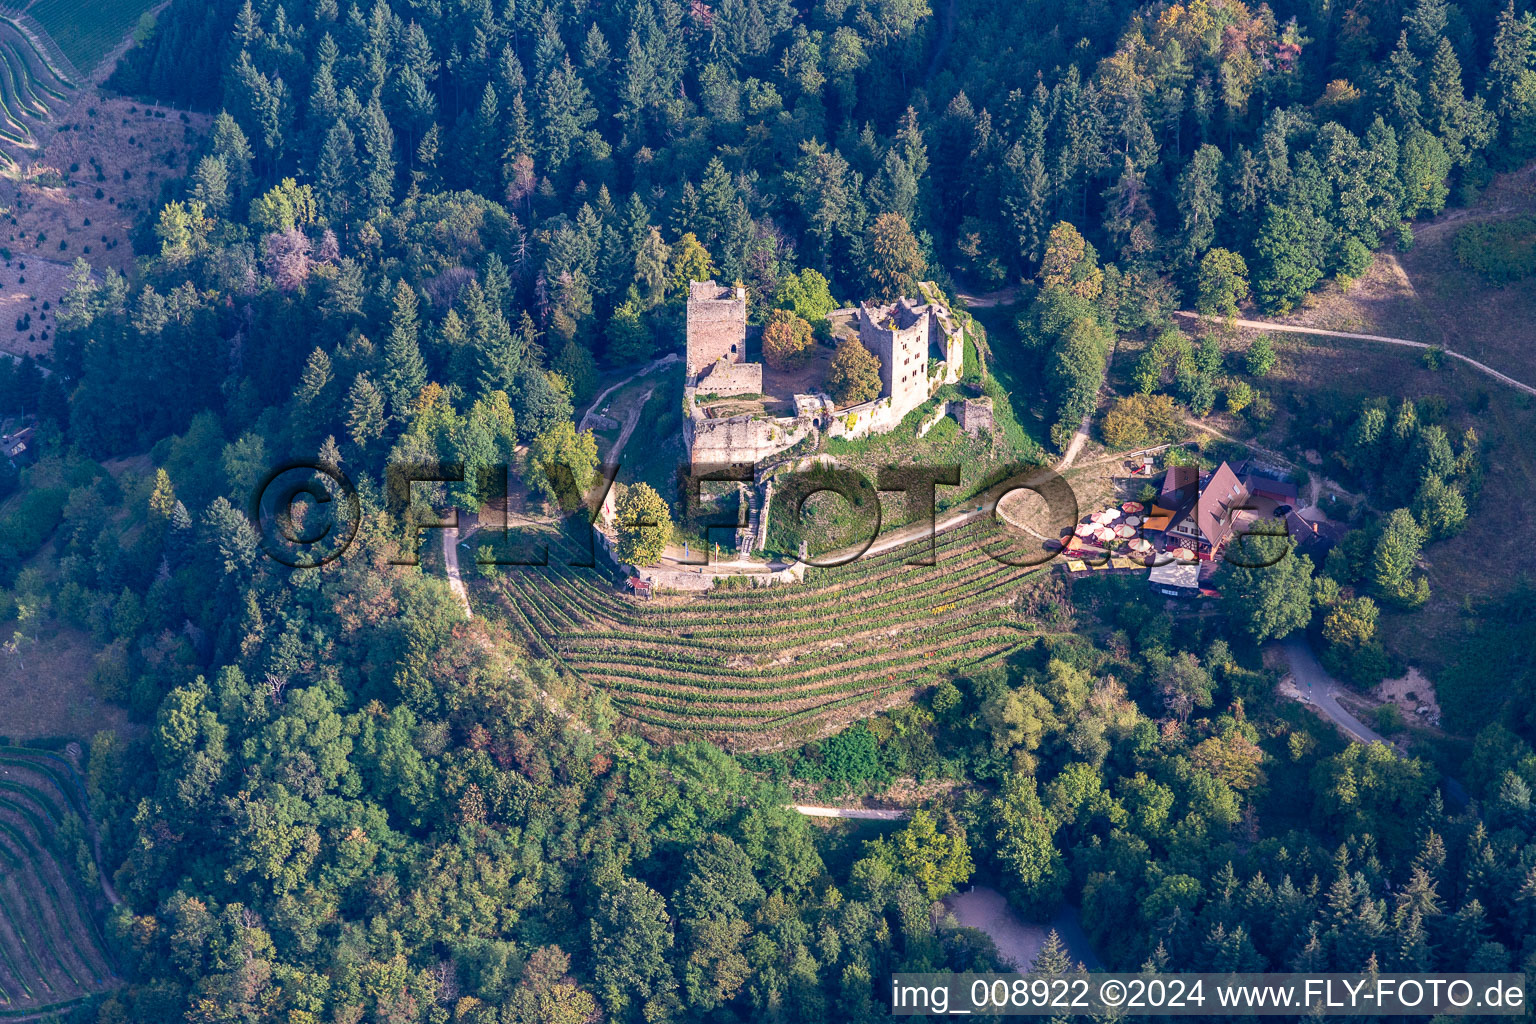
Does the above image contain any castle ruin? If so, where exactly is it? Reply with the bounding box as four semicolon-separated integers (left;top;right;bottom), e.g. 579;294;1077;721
681;280;968;473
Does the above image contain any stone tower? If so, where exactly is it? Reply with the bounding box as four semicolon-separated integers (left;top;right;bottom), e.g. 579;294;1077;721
857;298;933;421
685;280;747;381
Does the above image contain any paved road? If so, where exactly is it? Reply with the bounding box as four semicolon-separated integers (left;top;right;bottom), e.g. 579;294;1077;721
791;805;909;820
1277;634;1387;745
1176;312;1536;398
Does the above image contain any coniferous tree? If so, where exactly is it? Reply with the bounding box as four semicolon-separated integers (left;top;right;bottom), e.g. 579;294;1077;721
1380;33;1424;132
345;373;387;450
866;212;925;300
1175;144;1224;265
539;54;597;172
381;281;427;420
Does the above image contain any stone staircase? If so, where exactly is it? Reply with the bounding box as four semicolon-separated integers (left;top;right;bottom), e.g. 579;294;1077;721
738;484;758;557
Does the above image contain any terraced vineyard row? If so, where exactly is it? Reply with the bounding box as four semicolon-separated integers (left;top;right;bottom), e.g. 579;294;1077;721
0;15;74;167
0;747;116;1020
493;521;1054;748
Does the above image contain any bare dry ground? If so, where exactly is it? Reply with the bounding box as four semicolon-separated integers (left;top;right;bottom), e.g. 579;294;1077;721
0;88;206;357
1277;162;1536;383
0;622;133;741
1376;667;1441;720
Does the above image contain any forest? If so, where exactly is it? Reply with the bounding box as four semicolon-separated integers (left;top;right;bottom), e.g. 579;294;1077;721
0;0;1532;1020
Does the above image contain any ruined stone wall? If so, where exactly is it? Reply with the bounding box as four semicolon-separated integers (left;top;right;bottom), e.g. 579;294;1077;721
688;412;807;466
824;395;903;440
694;359;763;396
957;396;995;435
940;319;964;385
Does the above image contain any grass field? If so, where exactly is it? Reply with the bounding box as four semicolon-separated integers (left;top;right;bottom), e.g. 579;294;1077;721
492;520;1067;749
22;0;153;76
0;746;116;1018
1276;162;1536;387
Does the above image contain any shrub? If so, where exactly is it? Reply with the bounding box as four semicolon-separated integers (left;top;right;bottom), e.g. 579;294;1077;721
1453;216;1536;284
1372;704;1407;733
1245;335;1276;377
1224;379;1254;414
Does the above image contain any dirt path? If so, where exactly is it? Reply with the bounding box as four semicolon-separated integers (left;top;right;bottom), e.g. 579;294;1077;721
956;284;1022;308
578;353;678;432
442;525;471;619
1175;312;1536;398
608;387;654;461
1054;411;1093;471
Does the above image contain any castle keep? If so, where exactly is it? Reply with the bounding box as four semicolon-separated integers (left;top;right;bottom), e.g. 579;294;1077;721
857;296;966;425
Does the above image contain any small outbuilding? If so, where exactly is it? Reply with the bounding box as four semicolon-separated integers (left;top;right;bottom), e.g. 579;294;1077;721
1149;560;1200;598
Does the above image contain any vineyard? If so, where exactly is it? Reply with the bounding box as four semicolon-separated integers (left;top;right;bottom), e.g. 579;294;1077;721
0;746;116;1021
0;15;73;167
495;521;1063;748
15;0;148;79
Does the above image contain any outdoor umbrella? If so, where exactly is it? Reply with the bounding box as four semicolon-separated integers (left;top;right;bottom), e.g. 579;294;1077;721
1122;501;1144;513
1115;524;1136;538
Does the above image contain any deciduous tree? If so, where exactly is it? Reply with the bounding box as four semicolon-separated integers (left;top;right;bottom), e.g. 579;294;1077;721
827;338;881;405
615;483;672;566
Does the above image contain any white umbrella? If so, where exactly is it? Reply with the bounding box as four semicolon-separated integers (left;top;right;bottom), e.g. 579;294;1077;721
1115;524;1136;538
1101;507;1122;521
